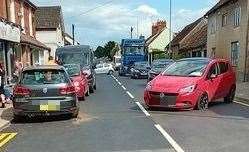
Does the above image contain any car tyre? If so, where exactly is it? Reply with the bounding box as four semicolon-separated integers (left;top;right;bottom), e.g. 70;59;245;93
224;86;236;103
13;114;25;122
196;93;209;111
89;86;94;93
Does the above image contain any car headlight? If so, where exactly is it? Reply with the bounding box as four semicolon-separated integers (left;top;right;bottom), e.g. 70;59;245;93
179;85;196;94
145;82;152;90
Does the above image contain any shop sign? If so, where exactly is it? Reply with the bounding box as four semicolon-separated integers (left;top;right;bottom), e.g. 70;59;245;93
0;21;20;43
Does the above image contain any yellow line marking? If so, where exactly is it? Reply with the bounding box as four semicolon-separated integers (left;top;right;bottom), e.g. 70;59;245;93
0;133;17;148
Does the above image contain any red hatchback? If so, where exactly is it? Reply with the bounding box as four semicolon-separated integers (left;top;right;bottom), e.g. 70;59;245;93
64;64;89;100
144;58;236;110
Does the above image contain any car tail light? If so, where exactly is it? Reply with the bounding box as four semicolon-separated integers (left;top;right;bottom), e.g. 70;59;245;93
13;86;31;96
60;85;76;95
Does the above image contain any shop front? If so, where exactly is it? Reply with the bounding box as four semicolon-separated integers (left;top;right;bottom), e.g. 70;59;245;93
0;20;21;84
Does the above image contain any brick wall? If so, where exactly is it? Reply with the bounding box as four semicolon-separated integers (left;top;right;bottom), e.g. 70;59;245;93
23;3;30;35
14;0;21;25
0;0;7;19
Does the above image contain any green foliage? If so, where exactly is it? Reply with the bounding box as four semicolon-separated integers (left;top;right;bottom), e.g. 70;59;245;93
94;41;119;61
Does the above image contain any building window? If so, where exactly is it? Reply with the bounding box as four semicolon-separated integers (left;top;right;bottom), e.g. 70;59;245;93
210;19;216;34
234;7;241;27
231;41;240;66
222;14;228;27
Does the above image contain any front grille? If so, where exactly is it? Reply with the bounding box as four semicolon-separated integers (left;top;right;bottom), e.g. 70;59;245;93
149;91;178;106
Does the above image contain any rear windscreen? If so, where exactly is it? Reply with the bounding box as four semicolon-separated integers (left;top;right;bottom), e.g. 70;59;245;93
21;69;69;85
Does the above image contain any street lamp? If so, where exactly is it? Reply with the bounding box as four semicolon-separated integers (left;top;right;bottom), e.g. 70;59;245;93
169;0;172;58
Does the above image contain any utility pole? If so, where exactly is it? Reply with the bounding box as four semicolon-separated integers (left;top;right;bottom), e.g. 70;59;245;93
72;24;75;45
169;0;172;59
130;26;133;39
137;17;139;38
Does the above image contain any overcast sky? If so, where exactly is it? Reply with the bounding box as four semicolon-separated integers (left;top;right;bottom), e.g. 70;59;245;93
31;0;218;48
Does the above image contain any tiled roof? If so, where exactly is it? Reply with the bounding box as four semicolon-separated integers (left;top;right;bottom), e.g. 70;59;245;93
180;21;207;51
35;6;64;31
21;33;50;50
170;18;201;47
205;0;233;16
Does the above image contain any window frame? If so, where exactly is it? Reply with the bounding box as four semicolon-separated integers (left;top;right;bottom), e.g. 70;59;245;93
231;41;240;67
222;13;228;27
234;7;241;27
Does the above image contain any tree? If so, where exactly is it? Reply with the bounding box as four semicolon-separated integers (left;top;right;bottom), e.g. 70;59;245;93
94;46;106;58
94;41;119;61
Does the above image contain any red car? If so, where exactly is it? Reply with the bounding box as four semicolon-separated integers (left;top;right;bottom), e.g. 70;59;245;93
144;58;236;110
64;64;89;100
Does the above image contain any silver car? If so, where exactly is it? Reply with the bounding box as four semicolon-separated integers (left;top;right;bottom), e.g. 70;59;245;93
13;65;79;120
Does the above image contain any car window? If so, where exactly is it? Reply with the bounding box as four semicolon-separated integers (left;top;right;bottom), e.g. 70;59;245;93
219;62;228;74
21;69;68;85
207;63;219;78
104;64;110;67
64;64;81;77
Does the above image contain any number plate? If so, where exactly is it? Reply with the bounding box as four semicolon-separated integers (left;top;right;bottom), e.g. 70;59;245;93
40;102;60;111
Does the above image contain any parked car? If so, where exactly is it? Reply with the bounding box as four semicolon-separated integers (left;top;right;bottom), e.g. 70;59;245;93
56;45;96;93
13;65;79;120
64;64;89;101
94;63;114;74
144;58;236;110
148;59;174;82
130;61;150;79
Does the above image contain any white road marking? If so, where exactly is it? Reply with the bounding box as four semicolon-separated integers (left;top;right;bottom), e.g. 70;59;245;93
121;85;127;90
117;81;122;85
234;101;249;107
155;124;185;152
126;91;134;99
135;102;150;116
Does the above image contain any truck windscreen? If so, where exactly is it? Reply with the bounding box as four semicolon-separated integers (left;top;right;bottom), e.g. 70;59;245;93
124;47;144;55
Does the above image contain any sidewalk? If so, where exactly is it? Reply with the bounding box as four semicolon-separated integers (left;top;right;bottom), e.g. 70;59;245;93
0;104;13;131
236;82;249;104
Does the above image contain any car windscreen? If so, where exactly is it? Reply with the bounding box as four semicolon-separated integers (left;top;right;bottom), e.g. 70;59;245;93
162;60;209;77
152;61;173;68
21;69;69;85
64;65;81;77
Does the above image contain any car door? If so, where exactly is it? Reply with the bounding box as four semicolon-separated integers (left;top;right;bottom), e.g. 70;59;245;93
218;61;233;97
205;62;223;101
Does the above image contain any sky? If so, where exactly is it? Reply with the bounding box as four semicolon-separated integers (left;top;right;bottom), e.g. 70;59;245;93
31;0;219;48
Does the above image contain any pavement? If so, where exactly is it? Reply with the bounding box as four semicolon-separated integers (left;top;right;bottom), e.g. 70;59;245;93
0;74;248;152
236;82;249;104
0;104;13;131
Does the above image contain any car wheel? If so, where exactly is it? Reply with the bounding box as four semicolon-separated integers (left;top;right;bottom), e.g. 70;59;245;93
86;87;90;96
89;86;94;93
224;86;236;103
196;93;209;111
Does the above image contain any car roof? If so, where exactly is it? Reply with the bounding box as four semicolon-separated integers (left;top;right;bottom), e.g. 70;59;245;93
153;59;174;62
177;57;229;63
23;65;65;71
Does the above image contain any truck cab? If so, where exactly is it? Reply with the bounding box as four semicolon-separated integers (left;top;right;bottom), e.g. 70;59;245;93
119;38;147;76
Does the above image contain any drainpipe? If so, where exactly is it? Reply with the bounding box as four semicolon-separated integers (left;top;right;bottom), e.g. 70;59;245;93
244;2;249;82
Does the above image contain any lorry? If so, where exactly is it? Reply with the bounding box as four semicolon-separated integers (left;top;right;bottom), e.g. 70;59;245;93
118;38;147;76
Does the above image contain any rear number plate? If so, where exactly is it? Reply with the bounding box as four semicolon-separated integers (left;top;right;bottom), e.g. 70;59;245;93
40;101;60;111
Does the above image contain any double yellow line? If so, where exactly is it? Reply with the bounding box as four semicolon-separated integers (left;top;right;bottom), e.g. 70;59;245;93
0;133;17;148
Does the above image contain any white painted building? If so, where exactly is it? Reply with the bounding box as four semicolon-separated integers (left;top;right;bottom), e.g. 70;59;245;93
35;6;65;64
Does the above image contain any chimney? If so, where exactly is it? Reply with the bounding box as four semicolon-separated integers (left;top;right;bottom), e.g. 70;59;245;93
152;20;167;36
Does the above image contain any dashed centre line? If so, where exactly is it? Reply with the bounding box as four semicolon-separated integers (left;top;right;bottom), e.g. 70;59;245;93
155;124;185;152
135;102;150;116
234;101;249;107
121;85;127;90
126;91;134;99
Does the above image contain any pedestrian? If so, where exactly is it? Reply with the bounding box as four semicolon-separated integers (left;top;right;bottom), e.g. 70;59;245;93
0;63;6;108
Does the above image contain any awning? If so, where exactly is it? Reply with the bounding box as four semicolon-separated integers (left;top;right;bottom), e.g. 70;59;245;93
20;33;50;51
